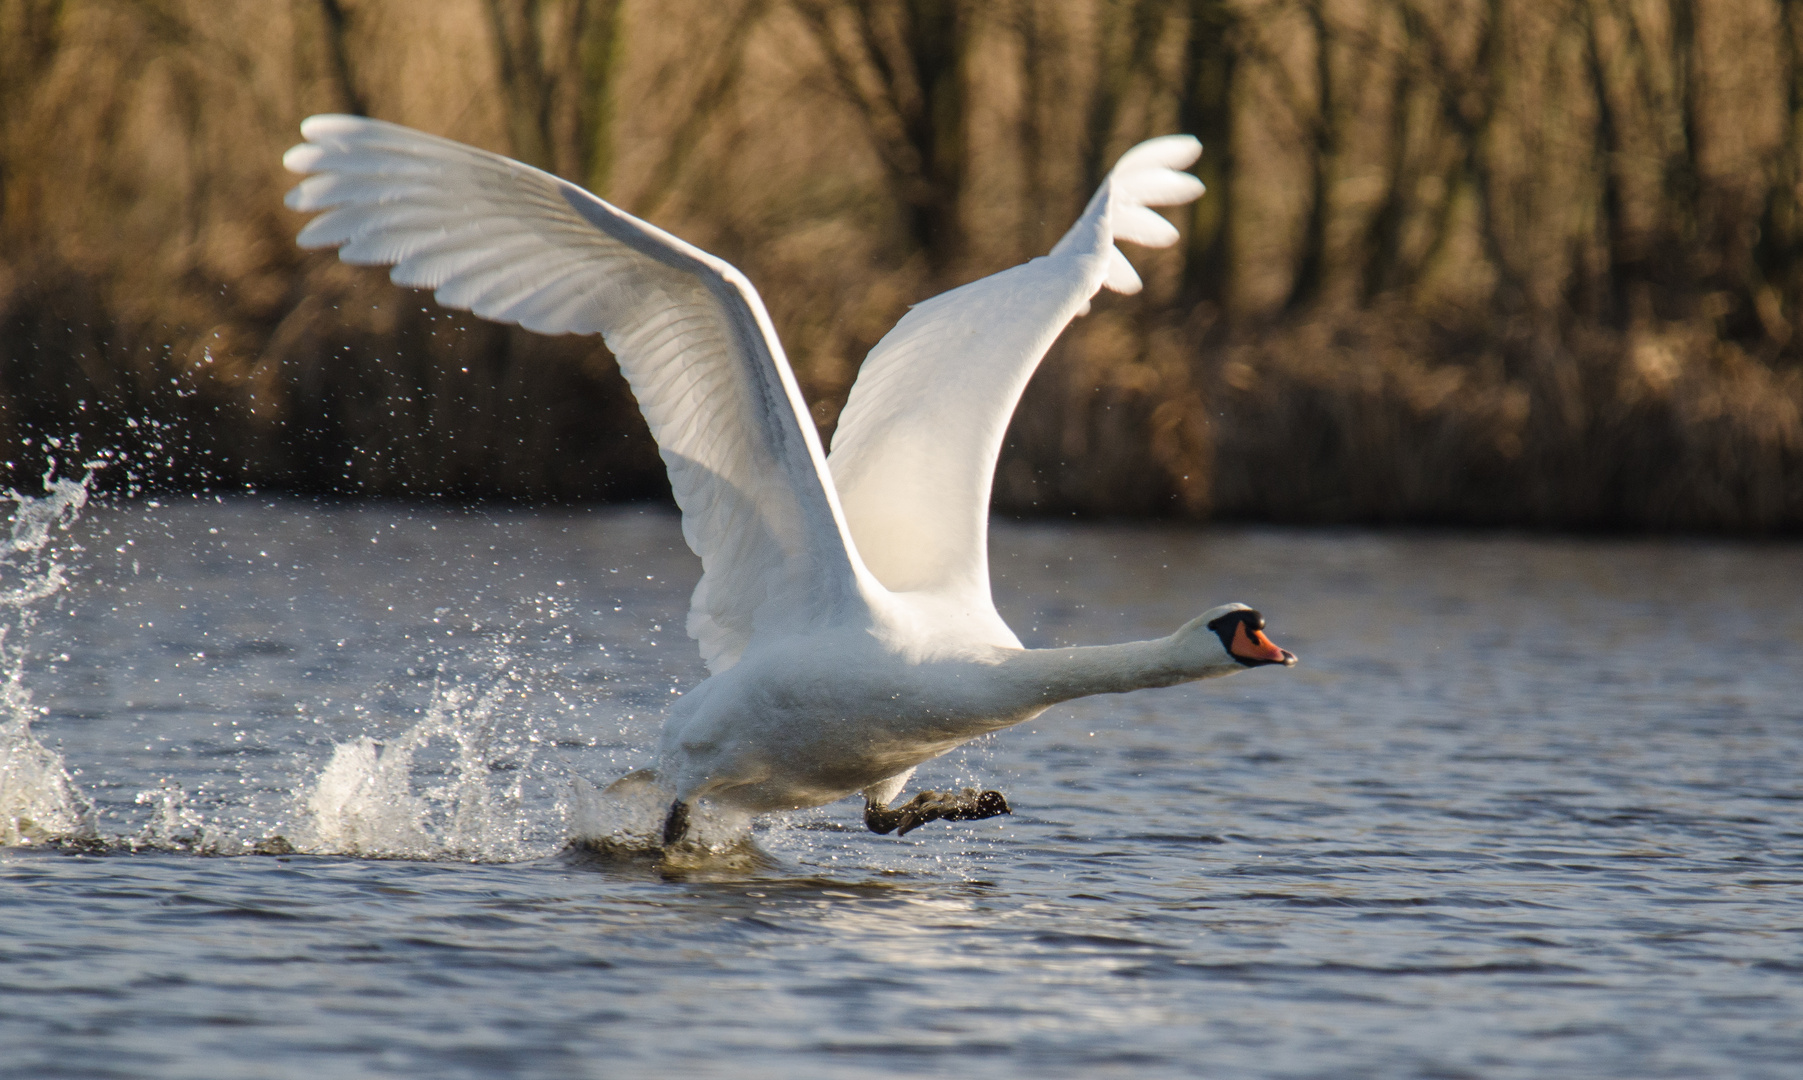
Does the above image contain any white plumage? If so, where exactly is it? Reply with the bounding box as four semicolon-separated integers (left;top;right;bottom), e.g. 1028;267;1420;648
284;117;1294;841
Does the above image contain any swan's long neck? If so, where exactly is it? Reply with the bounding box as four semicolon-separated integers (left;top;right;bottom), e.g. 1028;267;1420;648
993;635;1233;708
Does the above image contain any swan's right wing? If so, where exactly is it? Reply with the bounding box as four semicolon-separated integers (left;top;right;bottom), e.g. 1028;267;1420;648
827;136;1204;609
283;115;872;672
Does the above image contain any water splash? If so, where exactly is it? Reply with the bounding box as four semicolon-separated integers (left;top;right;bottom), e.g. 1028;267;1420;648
1;487;701;863
0;474;97;846
132;779;209;852
301;669;549;860
569;770;667;851
566;768;771;874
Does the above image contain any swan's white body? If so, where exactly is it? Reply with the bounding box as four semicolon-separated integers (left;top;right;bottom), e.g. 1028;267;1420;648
283;117;1294;822
652;604;1258;813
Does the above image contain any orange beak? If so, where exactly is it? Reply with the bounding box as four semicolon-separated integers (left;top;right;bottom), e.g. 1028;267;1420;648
1231;621;1297;666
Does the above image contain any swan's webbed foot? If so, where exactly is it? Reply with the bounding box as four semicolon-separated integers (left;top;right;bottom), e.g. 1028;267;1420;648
864;788;1011;836
661;799;692;847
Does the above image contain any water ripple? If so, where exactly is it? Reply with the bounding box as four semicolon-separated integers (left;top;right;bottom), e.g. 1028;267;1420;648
0;503;1797;1078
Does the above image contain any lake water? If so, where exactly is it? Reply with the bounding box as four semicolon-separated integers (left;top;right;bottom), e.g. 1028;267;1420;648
2;491;1800;1079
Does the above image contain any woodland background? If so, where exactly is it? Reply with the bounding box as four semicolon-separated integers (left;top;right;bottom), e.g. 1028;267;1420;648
2;0;1802;530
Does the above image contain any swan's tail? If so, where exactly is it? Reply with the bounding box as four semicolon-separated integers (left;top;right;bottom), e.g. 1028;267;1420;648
603;768;661;797
565;769;669;854
567;770;770;872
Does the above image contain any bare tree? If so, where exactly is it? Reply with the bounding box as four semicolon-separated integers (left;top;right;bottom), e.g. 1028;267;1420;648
631;0;773;217
1177;0;1238;306
1758;0;1803;348
1282;0;1339;312
792;0;973;277
0;0;68;240
483;0;625;188
307;0;368;115
1079;0;1173;192
1010;0;1065;255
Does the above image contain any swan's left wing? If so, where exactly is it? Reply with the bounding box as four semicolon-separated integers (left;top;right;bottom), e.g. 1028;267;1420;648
283;115;874;672
828;136;1204;611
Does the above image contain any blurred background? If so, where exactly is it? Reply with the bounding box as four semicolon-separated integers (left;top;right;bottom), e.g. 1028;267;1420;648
0;0;1799;530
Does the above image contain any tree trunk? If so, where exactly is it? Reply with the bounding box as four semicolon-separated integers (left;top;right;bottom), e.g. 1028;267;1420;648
1178;0;1236;307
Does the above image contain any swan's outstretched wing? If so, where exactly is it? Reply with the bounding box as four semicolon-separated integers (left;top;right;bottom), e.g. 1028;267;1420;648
283;115;871;672
827;136;1204;607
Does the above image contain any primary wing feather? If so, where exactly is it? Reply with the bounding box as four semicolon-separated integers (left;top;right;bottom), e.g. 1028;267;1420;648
827;135;1204;612
284;115;872;672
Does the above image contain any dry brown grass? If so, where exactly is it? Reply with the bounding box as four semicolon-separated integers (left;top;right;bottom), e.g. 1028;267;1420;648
2;0;1801;530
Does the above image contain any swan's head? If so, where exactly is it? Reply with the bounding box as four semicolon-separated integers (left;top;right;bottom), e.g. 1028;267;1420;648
1175;603;1298;676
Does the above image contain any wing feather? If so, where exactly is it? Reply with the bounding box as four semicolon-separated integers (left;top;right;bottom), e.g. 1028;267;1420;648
827;135;1204;616
284;115;876;672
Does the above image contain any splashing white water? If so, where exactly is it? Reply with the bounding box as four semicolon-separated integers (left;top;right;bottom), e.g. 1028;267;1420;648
0;483;698;862
0;474;97;846
133;779;209;851
567;768;765;872
568;771;665;848
301;669;550;860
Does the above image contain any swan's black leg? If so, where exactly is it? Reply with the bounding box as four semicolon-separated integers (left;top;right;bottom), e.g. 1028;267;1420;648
864;788;1011;836
863;800;907;835
939;789;1012;825
661;799;692;846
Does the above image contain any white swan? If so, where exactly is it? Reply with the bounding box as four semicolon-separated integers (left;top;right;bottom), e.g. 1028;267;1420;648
282;117;1296;842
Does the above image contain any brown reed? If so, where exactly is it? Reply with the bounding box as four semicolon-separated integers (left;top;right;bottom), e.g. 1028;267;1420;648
1;0;1799;531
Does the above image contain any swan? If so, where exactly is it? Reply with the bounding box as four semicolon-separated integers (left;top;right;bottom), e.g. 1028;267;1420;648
282;116;1297;844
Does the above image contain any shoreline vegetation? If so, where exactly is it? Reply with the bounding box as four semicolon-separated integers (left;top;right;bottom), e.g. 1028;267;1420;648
2;0;1800;531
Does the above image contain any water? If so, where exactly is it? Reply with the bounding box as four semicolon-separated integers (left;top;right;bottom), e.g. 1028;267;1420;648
2;491;1800;1079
